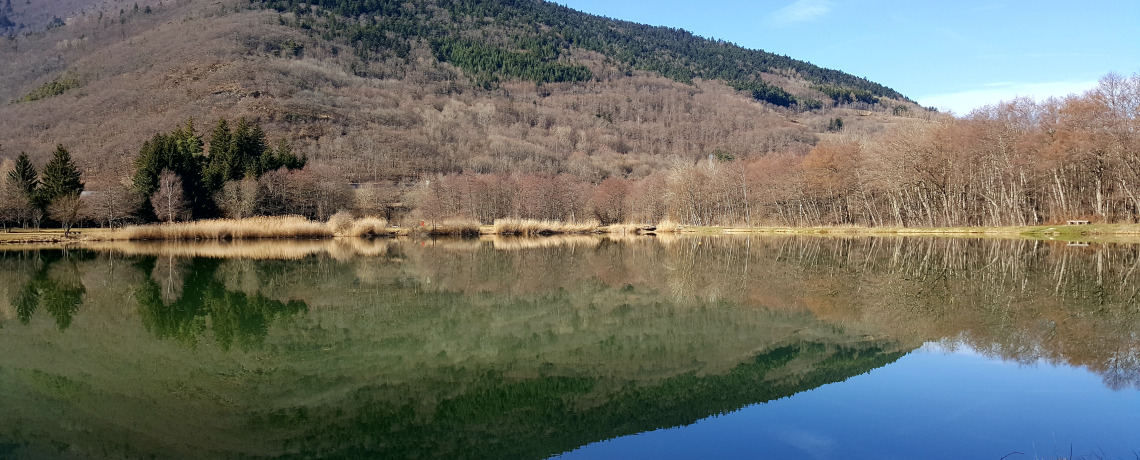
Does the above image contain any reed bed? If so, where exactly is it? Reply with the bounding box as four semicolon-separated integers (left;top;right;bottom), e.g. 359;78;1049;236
603;223;643;234
413;219;482;236
654;219;680;233
343;217;392;237
491;218;600;236
116;216;332;241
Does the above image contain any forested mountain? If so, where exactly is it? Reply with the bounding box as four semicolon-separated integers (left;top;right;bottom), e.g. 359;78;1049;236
261;0;906;107
69;0;1140;232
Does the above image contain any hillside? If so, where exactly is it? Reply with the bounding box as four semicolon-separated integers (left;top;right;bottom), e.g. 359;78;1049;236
0;0;922;193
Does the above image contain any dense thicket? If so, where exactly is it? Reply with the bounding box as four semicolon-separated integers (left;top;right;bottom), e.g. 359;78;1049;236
259;0;905;107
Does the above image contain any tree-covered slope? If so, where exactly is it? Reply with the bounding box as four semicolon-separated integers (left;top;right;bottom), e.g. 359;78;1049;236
260;0;908;107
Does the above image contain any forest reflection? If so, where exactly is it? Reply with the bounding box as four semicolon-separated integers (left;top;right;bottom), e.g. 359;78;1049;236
3;236;1139;390
1;236;1138;458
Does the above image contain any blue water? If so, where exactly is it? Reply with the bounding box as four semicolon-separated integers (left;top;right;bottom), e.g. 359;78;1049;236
556;347;1140;460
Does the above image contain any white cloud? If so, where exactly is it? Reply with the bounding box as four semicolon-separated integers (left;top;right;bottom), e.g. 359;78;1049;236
770;0;833;25
916;80;1100;116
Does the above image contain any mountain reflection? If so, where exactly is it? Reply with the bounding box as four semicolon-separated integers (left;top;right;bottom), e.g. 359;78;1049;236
0;236;1138;459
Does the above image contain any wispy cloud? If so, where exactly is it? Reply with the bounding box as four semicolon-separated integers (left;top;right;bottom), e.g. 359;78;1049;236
917;80;1099;115
770;0;833;25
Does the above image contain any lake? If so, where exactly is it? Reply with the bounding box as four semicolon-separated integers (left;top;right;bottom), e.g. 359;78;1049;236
0;235;1137;460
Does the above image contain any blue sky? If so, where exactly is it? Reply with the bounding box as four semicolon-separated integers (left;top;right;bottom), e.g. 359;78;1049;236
555;0;1140;115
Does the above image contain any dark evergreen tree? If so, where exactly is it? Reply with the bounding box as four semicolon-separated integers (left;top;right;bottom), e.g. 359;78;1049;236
133;119;208;218
203;118;233;191
6;151;39;197
38;144;84;205
135;118;304;220
263;138;306;172
233;118;268;178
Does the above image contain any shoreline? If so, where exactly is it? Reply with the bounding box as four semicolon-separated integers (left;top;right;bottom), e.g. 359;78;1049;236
3;222;1139;246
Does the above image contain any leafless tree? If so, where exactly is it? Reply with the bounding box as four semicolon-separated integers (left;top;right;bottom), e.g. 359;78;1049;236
150;169;189;223
47;194;84;236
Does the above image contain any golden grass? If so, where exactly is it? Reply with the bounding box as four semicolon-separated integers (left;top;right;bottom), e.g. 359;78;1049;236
413;219;482;236
603;223;644;234
116;216;332;240
344;217;392;237
492;218;600;236
655;219;680;233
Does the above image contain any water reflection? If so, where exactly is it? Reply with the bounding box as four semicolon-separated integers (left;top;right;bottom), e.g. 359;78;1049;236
5;250;89;331
0;236;1137;459
134;257;308;351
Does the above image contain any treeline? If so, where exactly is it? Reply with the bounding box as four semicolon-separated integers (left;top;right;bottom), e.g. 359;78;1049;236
412;72;1140;227
261;0;905;107
1;145;86;232
4;72;1135;231
0;118;315;230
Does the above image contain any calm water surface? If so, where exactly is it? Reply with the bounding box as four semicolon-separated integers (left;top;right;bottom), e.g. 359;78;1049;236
0;236;1137;459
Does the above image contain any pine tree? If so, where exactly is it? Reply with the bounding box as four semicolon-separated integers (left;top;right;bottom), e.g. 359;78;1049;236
38;144;84;204
232;118;268;178
204;118;234;191
7;152;39;197
132;119;207;219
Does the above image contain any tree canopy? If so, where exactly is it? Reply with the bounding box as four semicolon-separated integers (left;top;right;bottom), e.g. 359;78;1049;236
39;144;84;204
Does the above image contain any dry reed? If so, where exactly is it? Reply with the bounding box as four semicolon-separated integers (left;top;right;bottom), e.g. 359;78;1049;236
413;219;482;236
655;220;680;233
116;216;332;241
492;218;600;236
344;217;391;237
604;223;643;234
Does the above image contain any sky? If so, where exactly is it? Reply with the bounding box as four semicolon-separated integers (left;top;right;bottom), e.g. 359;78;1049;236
554;0;1140;115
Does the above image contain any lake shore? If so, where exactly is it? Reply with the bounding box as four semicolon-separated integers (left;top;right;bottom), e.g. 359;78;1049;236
4;222;1138;246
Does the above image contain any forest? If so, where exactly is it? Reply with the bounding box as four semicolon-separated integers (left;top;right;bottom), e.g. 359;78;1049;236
2;72;1139;229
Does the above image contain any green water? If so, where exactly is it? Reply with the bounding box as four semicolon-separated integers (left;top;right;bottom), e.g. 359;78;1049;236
0;236;1137;459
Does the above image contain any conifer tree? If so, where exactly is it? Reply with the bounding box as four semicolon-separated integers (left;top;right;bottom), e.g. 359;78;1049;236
38;144;84;205
132;119;207;218
233;118;268;178
204;118;234;191
7;152;39;197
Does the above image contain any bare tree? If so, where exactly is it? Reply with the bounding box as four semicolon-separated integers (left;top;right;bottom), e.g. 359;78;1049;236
215;177;260;219
47;194;85;236
83;184;142;228
150;169;189;223
0;181;35;230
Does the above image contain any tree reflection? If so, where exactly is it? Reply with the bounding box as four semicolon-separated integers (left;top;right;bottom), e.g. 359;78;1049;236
134;257;307;351
8;251;87;331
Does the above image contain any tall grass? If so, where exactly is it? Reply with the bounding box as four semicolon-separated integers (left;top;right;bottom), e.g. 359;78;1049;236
344;217;393;237
654;219;680;233
413;219;482;236
492;218;600;236
116;216;332;241
604;223;643;234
